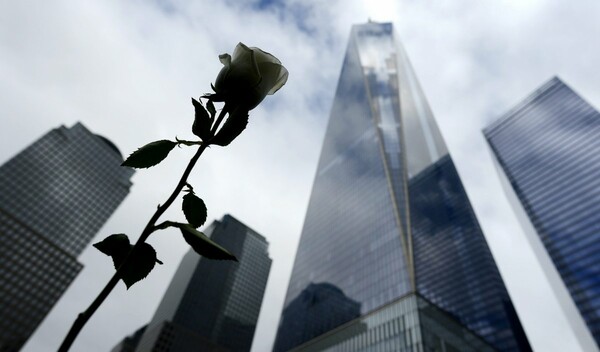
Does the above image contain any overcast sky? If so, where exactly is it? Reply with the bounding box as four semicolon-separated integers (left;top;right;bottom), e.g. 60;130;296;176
1;0;599;351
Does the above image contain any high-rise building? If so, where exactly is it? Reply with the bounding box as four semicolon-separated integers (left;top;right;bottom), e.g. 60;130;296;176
0;122;134;351
274;22;531;352
484;77;600;349
111;325;147;352
129;215;272;352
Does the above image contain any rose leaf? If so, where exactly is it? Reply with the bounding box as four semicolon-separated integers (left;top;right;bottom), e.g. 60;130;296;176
93;234;161;289
182;193;207;228
120;243;159;289
192;98;213;141
178;224;237;261
93;234;131;268
122;140;177;169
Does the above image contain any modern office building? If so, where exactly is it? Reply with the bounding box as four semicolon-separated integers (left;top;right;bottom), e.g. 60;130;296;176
273;22;531;351
128;215;272;352
111;325;147;352
484;77;600;349
0;122;134;351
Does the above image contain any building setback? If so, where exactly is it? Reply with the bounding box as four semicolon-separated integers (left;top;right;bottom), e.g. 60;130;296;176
484;77;600;349
118;215;272;352
273;22;531;352
0;122;133;351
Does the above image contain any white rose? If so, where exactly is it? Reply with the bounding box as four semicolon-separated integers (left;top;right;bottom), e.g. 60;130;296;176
214;43;288;110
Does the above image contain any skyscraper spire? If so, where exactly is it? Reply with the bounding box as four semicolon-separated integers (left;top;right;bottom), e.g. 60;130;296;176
273;22;531;351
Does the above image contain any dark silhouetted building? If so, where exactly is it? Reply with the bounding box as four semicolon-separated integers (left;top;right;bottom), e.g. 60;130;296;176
484;77;600;349
128;215;272;352
274;22;531;352
0;122;133;351
278;283;361;346
111;325;147;352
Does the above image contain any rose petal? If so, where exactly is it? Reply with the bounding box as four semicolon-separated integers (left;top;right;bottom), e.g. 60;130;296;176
213;43;287;109
230;43;261;87
218;53;231;66
269;66;288;95
231;43;254;64
256;62;282;98
251;46;282;65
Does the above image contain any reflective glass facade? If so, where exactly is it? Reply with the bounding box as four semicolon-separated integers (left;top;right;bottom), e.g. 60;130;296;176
484;77;600;348
0;122;134;256
0;122;133;350
134;215;272;352
289;293;494;352
274;22;530;352
409;155;530;351
111;325;147;352
0;209;82;351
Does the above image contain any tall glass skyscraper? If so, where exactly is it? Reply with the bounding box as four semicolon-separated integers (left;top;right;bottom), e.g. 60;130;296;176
484;77;600;349
0;122;134;351
129;215;272;352
274;22;531;352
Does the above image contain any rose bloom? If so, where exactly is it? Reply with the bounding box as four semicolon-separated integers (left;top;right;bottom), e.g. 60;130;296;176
214;43;288;110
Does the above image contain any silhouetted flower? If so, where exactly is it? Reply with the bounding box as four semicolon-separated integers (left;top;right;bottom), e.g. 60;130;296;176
214;43;288;110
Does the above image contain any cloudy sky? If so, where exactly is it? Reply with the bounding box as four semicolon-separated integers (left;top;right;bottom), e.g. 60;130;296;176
1;0;599;351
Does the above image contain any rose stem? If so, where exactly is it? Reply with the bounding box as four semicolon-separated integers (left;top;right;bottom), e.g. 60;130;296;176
57;107;228;352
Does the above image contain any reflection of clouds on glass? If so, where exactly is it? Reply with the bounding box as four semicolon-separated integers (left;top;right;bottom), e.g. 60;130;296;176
284;293;496;352
292;135;411;308
355;23;410;247
356;24;403;171
276;25;413;351
409;155;525;349
276;22;529;352
396;38;446;167
274;282;361;352
485;77;600;346
317;127;376;177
